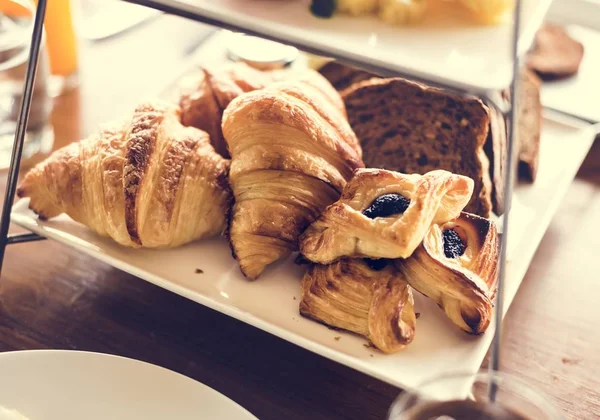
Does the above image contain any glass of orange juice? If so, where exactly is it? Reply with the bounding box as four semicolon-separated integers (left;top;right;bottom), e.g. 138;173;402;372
0;0;79;96
42;0;79;96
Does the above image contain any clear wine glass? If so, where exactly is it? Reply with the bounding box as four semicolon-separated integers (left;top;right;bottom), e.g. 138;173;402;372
387;370;563;420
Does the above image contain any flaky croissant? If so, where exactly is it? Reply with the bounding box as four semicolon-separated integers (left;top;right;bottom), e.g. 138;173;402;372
396;212;499;334
179;62;347;158
300;258;416;353
299;168;473;264
17;101;231;248
223;81;363;279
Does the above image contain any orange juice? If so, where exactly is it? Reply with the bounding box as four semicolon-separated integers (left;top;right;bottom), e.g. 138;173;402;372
0;0;78;77
0;0;25;15
39;0;78;77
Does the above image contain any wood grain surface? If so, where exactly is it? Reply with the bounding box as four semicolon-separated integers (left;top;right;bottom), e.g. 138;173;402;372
0;14;599;420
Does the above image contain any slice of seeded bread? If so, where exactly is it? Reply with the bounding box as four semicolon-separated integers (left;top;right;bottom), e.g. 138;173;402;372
343;77;493;217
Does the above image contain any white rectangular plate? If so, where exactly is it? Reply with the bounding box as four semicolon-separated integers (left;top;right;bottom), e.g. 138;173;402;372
10;112;595;392
168;0;552;92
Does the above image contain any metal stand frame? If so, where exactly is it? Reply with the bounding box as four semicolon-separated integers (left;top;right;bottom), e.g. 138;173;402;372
0;0;524;394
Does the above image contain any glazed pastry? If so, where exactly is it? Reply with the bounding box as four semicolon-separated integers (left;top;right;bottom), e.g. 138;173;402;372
299;168;473;264
336;0;378;16
179;62;346;158
300;258;416;353
396;212;499;334
223;82;363;280
17;101;231;248
379;0;429;25
458;0;514;23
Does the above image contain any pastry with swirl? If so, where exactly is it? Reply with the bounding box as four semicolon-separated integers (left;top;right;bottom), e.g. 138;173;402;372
179;62;346;158
396;212;499;334
223;81;363;280
300;258;416;353
299;168;473;264
17;101;231;248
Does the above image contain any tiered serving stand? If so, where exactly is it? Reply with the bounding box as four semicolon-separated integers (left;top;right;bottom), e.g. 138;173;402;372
1;0;598;395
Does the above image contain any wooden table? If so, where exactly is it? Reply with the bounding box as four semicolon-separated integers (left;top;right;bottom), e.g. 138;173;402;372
1;15;599;420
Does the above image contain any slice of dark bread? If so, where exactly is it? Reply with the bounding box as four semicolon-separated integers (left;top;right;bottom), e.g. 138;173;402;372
318;62;377;94
343;78;493;217
485;68;542;214
517;69;542;182
484;105;507;215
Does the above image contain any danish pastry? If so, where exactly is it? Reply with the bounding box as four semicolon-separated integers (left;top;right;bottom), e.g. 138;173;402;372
17;101;231;248
223;82;363;279
300;258;416;353
396;212;499;334
299;168;473;264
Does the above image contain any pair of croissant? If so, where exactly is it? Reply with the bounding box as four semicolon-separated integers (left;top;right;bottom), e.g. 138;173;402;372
17;63;361;269
178;61;346;158
298;168;499;353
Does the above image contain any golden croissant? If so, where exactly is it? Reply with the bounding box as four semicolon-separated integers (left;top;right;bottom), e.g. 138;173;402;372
300;258;416;353
396;212;499;334
179;62;347;158
299;168;473;264
223;81;363;280
17;101;231;248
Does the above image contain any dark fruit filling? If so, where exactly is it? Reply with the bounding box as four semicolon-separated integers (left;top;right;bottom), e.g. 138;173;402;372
310;0;336;18
363;193;411;219
364;258;388;271
442;229;466;259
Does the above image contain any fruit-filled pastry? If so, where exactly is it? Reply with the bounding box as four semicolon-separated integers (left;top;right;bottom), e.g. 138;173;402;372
299;168;473;264
396;212;499;334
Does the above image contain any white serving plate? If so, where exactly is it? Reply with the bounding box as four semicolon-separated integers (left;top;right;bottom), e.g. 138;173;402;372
151;0;552;93
0;350;256;420
547;0;600;32
10;111;596;392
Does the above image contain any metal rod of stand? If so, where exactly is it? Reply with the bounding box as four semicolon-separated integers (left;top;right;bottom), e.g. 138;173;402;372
488;0;523;402
7;232;46;245
0;0;48;277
